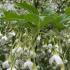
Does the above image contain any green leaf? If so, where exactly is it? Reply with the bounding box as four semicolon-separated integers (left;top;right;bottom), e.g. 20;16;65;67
16;2;39;14
40;13;64;31
51;14;64;30
65;7;70;16
4;11;39;24
4;11;21;20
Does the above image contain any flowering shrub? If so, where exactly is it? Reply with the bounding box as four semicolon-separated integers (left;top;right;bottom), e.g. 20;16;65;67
0;0;70;70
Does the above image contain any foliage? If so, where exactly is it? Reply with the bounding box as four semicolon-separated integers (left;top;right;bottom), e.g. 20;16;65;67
0;0;70;70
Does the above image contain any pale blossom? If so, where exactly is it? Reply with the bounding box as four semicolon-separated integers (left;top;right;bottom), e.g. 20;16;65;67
4;1;16;11
68;39;70;43
1;35;8;45
49;54;64;66
2;60;10;69
12;47;23;54
64;59;68;64
48;49;52;53
47;43;53;49
50;3;58;11
24;60;33;70
9;31;16;36
66;35;70;38
15;59;24;69
37;35;41;41
12;47;23;57
7;67;16;70
16;47;23;53
8;31;16;39
55;44;59;48
1;35;8;41
30;50;36;58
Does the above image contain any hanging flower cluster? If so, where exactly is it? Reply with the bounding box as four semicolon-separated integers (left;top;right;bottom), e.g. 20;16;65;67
0;31;16;46
0;1;16;11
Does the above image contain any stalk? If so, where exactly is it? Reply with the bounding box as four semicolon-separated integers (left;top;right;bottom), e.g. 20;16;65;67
61;64;65;70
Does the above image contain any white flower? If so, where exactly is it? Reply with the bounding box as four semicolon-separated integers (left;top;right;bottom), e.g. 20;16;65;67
2;60;10;69
24;60;33;70
9;31;16;36
66;35;70;38
8;31;16;38
50;3;58;11
4;1;16;11
30;50;36;58
1;35;8;45
16;47;23;53
37;35;41;41
15;59;24;69
64;59;68;64
49;55;63;66
55;44;59;48
2;35;8;41
23;47;30;55
68;39;70;43
7;67;16;70
12;47;23;56
48;49;52;53
47;44;53;49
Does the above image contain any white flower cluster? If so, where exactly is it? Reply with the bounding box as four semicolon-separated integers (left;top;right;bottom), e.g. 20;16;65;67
4;1;16;11
15;59;24;69
2;60;17;70
12;47;23;57
60;30;70;45
2;59;34;70
0;31;16;46
42;43;62;55
49;3;58;11
0;1;16;11
23;47;36;59
47;43;53;53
